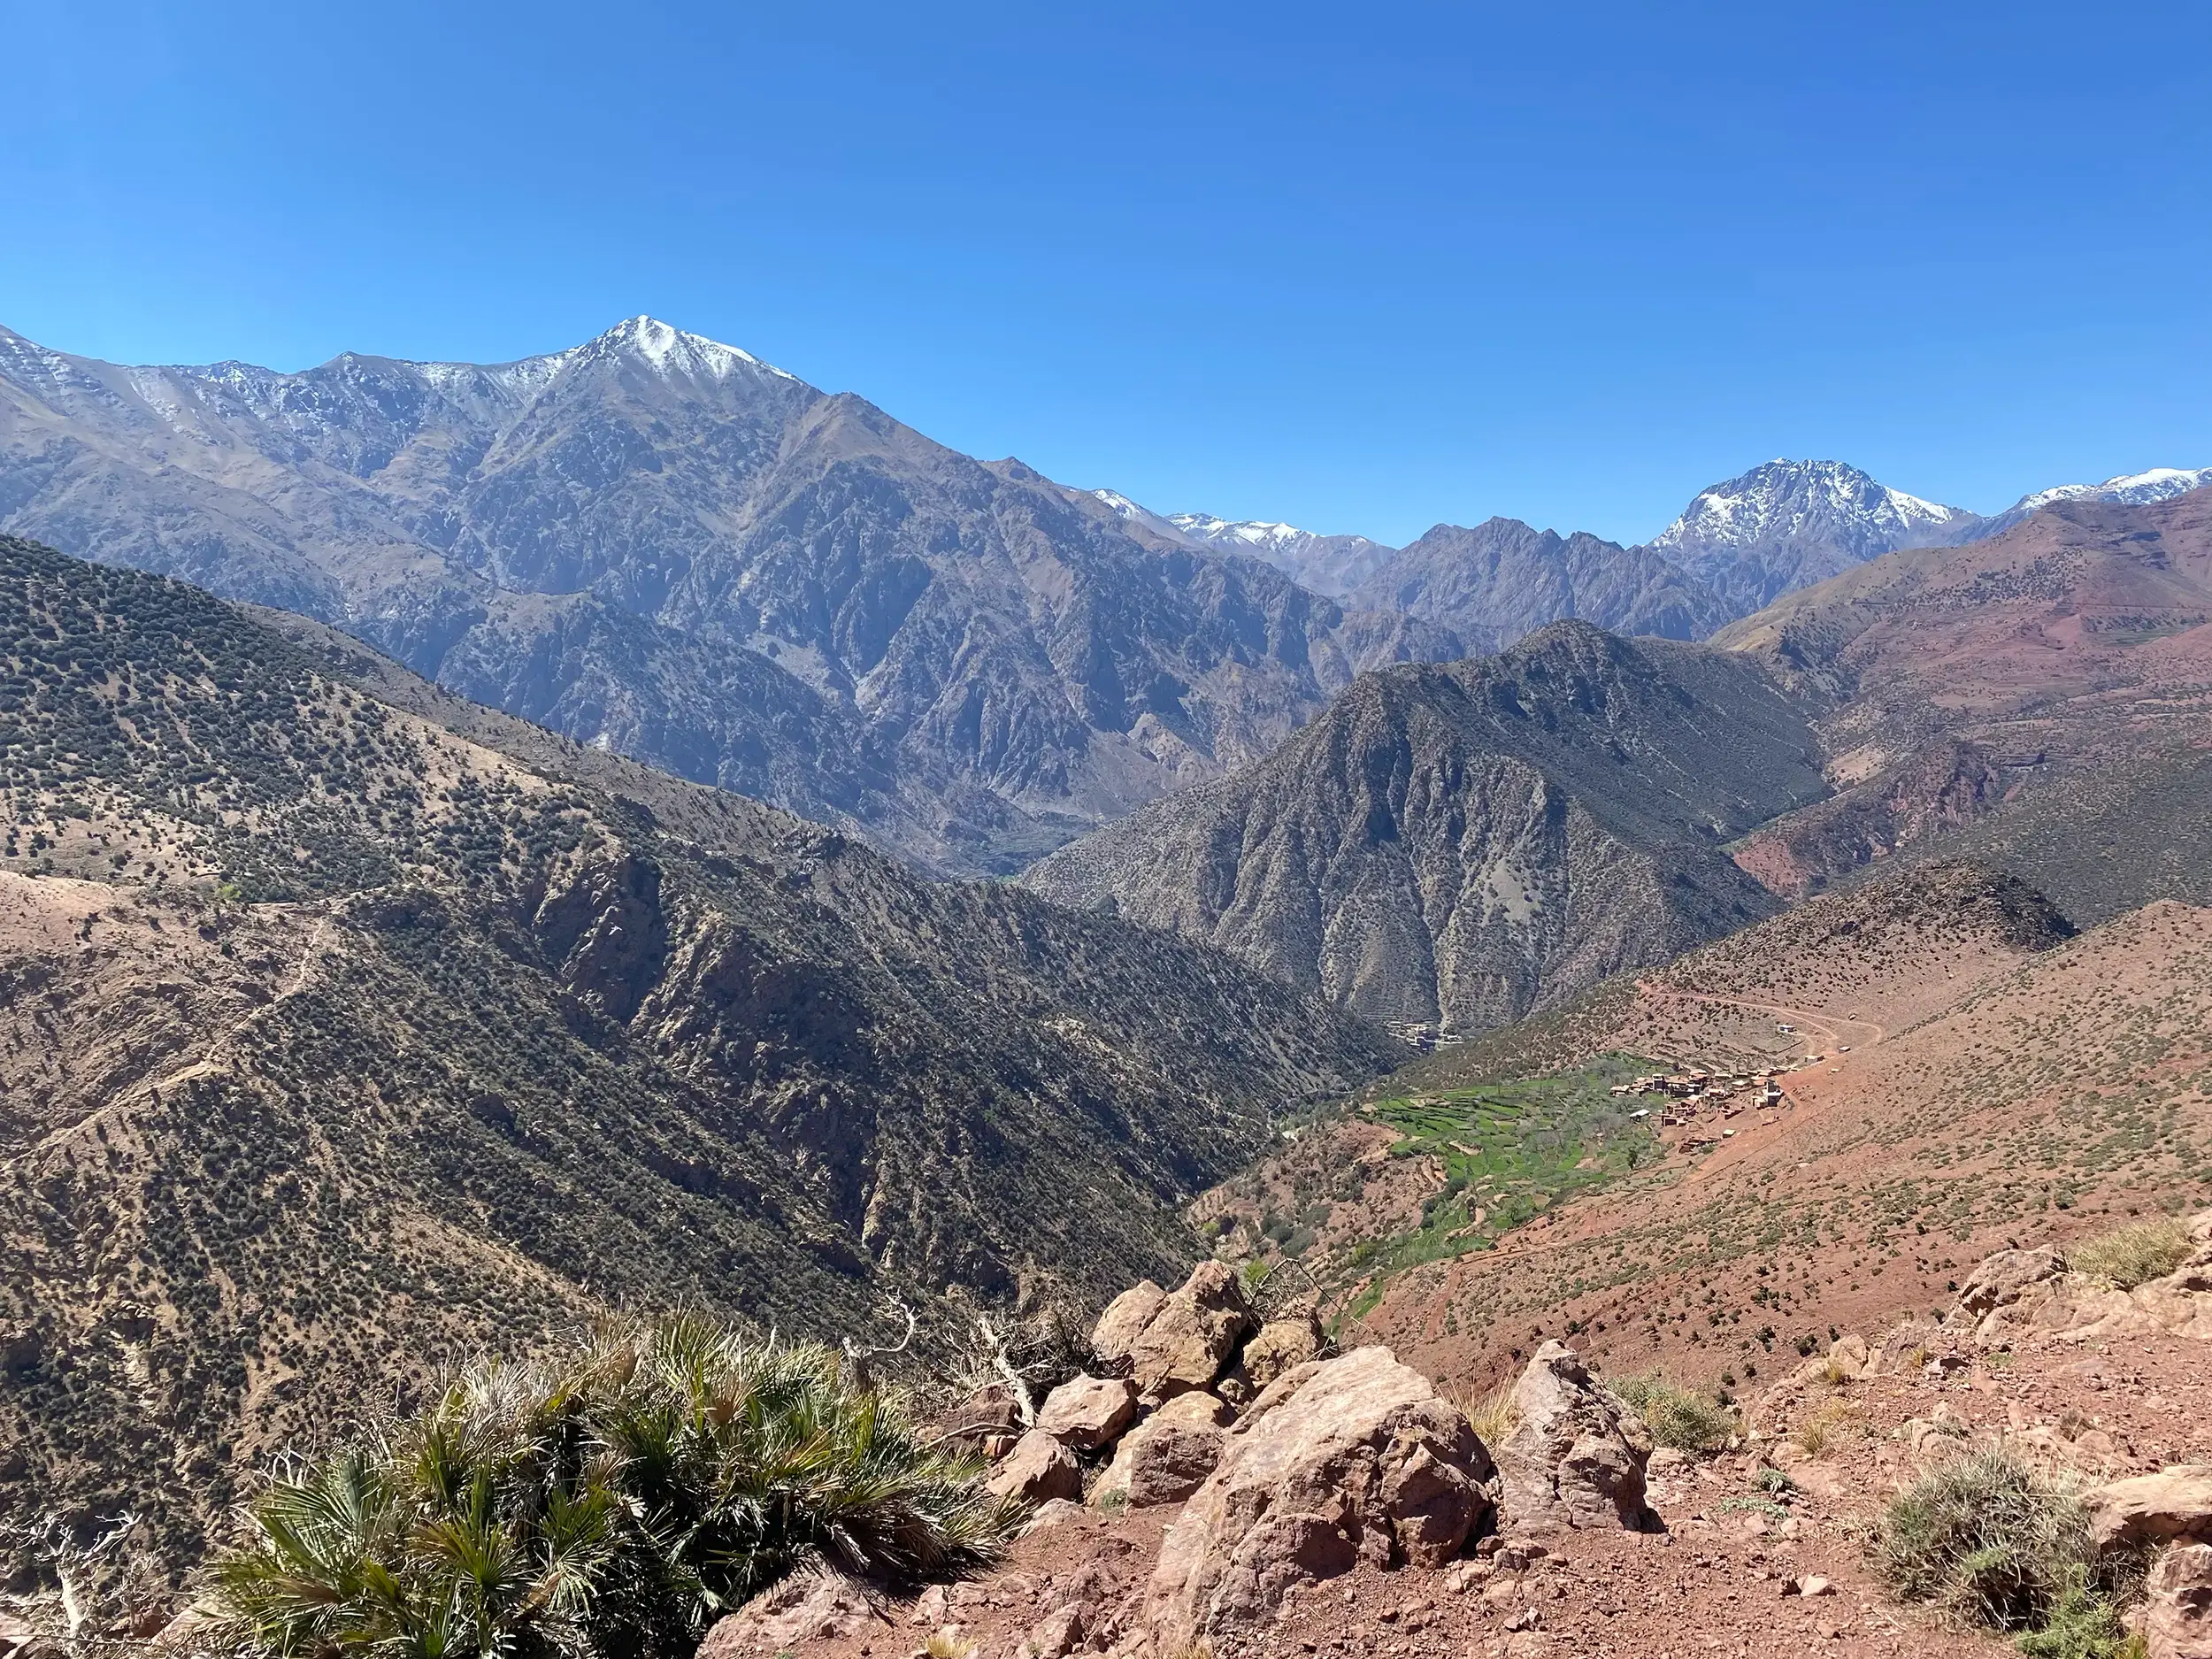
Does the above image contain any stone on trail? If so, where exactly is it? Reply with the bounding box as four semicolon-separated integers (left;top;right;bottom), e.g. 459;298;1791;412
1495;1341;1658;1532
1095;1414;1225;1509
1091;1279;1167;1369
1125;1261;1255;1404
695;1573;880;1657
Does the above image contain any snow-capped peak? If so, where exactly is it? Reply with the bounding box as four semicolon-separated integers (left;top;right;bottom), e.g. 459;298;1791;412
1088;488;1199;542
1170;512;1313;553
1649;458;1972;558
585;315;799;382
2006;465;2212;516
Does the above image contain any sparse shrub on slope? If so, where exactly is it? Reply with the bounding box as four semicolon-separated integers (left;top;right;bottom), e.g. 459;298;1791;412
1869;1446;2127;1648
1610;1372;1735;1453
210;1313;1019;1659
2069;1218;2192;1289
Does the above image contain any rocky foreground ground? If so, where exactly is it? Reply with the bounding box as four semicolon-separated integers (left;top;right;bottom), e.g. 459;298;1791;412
700;1213;2212;1659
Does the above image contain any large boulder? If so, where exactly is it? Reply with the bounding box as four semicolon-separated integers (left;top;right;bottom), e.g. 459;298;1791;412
1236;1317;1325;1392
1125;1262;1254;1404
2147;1542;2212;1659
1035;1374;1137;1450
1145;1346;1494;1647
986;1430;1083;1505
1092;1280;1168;1370
1495;1342;1658;1533
2087;1466;2212;1555
1097;1415;1226;1509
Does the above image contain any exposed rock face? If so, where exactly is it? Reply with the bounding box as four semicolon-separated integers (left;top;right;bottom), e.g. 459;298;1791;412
1236;1317;1325;1391
1348;517;1728;655
1090;1281;1168;1370
1022;622;1826;1033
1495;1342;1657;1532
1034;1375;1137;1450
1124;1263;1255;1405
986;1431;1083;1505
2086;1466;2212;1555
2147;1542;2212;1659
1146;1346;1494;1645
1096;1416;1226;1509
1944;1248;2069;1340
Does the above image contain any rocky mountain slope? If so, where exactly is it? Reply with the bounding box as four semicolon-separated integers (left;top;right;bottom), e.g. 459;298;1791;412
0;534;1399;1564
0;319;1456;875
1217;859;2208;1403
1716;488;2212;911
1347;516;1730;652
1019;622;1828;1033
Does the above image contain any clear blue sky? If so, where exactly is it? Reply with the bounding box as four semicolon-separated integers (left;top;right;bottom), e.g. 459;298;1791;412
6;0;2208;546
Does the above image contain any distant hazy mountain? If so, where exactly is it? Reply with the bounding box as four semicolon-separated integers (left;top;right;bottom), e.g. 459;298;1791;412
0;318;1456;873
1021;620;1828;1033
1348;517;1729;653
1166;511;1397;599
1646;458;1980;616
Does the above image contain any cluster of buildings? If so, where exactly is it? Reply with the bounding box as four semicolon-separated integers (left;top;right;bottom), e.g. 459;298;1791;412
1611;1068;1787;1130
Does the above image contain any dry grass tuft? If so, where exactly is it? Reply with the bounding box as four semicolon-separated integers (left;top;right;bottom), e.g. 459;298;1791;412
2069;1217;2192;1289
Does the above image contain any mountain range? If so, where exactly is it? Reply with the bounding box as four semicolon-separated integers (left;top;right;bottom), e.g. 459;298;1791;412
8;312;2200;882
0;319;1455;876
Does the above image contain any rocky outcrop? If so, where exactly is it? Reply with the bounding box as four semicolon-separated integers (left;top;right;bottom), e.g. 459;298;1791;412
1095;1416;1226;1509
1234;1317;1325;1393
1144;1346;1494;1645
1091;1281;1168;1370
1942;1217;2212;1347
2086;1466;2212;1555
695;1573;882;1657
1121;1263;1255;1404
1494;1342;1658;1533
2147;1542;2212;1659
1944;1248;2068;1341
1034;1376;1137;1451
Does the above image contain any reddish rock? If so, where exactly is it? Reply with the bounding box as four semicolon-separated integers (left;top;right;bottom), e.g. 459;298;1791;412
1035;1373;1137;1449
1126;1262;1253;1404
1090;1280;1167;1369
695;1573;881;1657
2087;1465;2212;1555
2147;1542;2212;1659
986;1429;1083;1505
1096;1414;1225;1509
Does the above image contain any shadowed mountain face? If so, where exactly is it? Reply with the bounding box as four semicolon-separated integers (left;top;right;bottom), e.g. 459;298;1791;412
1020;621;1828;1033
0;534;1397;1566
1348;517;1730;653
0;319;1454;874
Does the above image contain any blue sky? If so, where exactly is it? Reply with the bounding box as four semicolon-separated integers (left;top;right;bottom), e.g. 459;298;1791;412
6;0;2208;546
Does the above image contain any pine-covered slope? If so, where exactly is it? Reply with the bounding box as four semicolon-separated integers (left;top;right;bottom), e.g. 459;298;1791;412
0;534;1396;1568
1020;622;1828;1033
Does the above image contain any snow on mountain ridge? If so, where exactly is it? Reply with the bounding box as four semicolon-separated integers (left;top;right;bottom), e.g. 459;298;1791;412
2008;466;2212;515
1648;457;1971;557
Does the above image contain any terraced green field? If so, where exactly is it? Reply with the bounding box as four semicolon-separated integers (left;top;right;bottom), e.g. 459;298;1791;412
1340;1053;1665;1316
